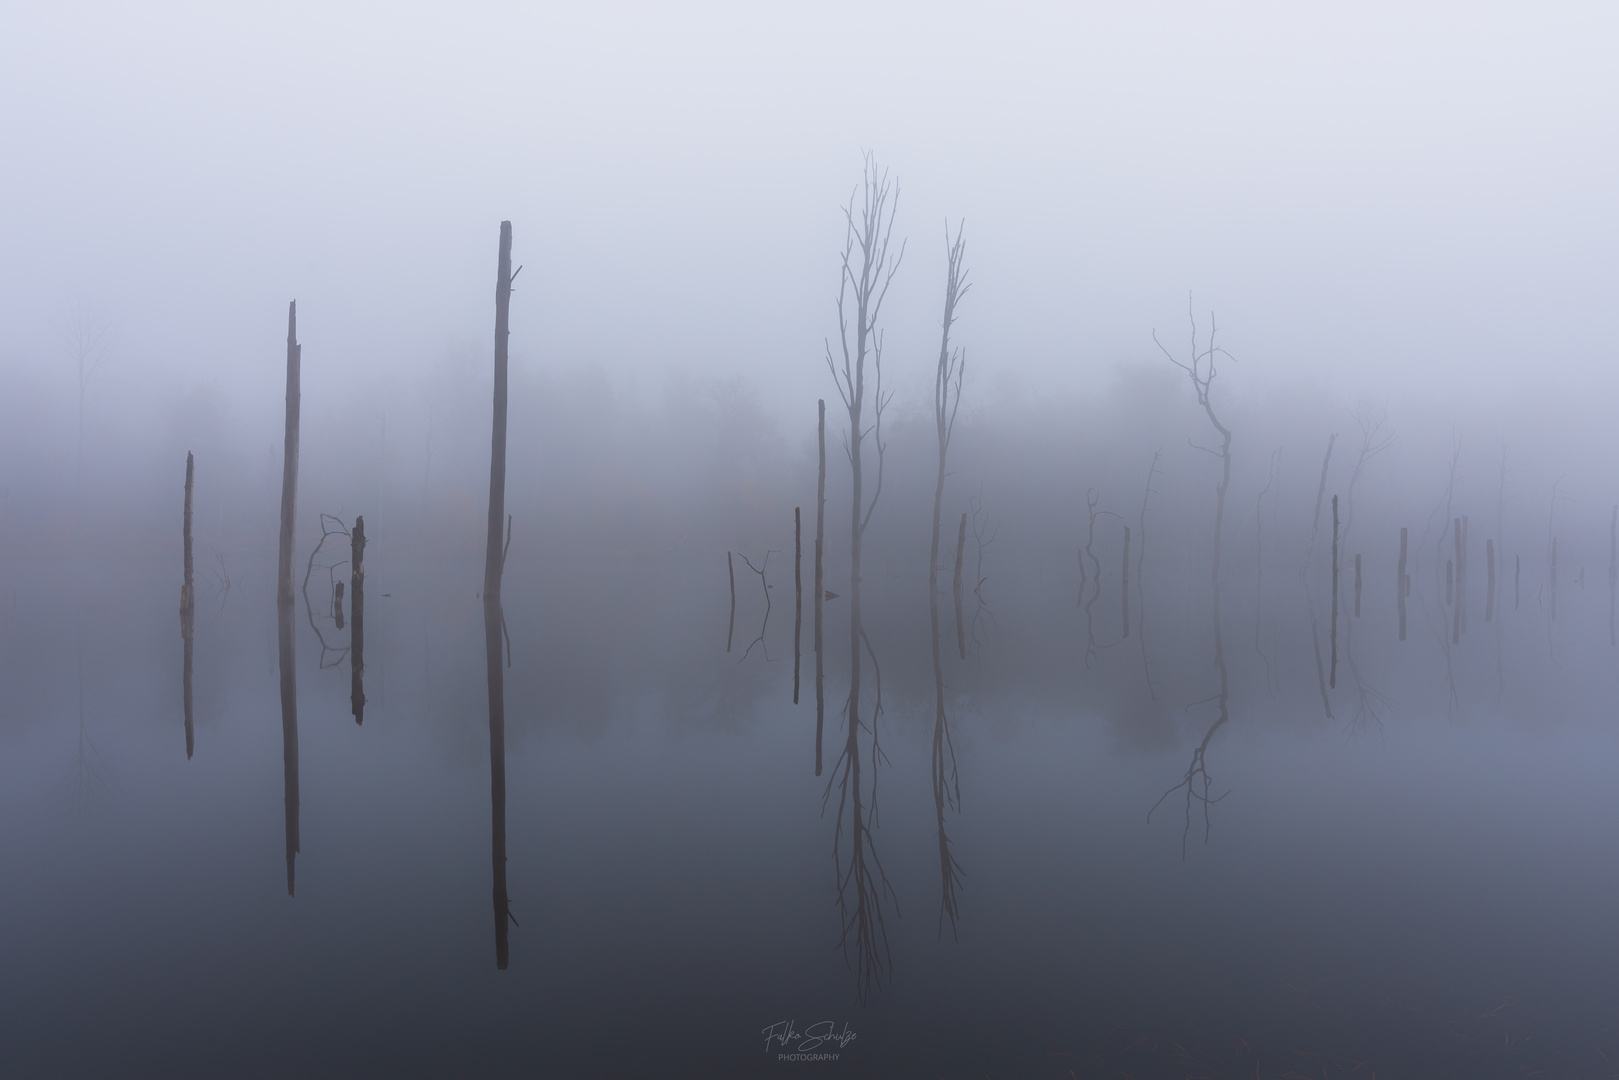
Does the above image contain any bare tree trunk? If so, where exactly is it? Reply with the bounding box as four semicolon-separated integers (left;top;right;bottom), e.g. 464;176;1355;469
277;303;300;897
482;222;514;969
181;451;195;759
815;400;825;776
953;513;967;661
1398;526;1408;641
351;515;366;725
794;507;802;703
1330;494;1339;689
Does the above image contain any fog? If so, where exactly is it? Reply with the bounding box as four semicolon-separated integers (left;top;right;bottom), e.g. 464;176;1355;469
5;4;1619;1078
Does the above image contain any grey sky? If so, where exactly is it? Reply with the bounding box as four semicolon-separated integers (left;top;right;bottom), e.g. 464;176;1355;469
3;2;1615;424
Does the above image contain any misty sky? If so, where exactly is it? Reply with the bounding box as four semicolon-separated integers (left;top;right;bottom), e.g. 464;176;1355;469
3;3;1616;427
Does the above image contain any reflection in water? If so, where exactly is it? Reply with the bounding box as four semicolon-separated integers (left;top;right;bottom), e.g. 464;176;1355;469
484;597;510;969
350;515;366;724
277;594;299;896
301;513;352;671
734;551;773;662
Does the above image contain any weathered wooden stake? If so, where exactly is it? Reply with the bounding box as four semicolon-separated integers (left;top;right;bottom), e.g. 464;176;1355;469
482;222;515;971
277;301;301;897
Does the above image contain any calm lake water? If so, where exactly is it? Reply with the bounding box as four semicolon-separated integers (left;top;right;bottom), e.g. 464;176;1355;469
5;544;1619;1079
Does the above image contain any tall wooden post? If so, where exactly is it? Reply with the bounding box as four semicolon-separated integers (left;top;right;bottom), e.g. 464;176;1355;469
277;302;300;897
482;223;514;969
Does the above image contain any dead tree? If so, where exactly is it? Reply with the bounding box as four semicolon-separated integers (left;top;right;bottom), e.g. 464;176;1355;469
822;154;902;1002
277;302;301;896
181;451;195;759
1154;296;1233;598
926;221;968;939
483;222;516;969
351;515;366;725
815;400;826;775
